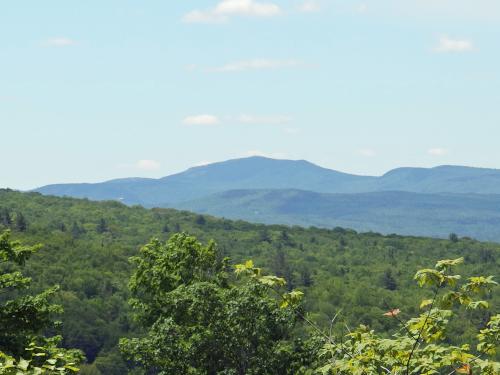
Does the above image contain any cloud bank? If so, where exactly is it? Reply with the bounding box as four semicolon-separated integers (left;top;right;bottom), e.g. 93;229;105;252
183;0;281;23
43;37;77;47
434;36;474;53
183;115;221;126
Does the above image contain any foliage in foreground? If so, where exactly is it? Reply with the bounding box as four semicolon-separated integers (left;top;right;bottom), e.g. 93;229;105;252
120;233;314;374
121;234;499;374
0;231;82;374
316;257;500;374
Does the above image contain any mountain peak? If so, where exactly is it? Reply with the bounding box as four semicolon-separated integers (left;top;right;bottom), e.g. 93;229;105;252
34;157;500;207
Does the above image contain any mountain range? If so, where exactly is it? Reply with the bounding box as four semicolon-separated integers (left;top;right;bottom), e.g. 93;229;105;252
34;157;500;241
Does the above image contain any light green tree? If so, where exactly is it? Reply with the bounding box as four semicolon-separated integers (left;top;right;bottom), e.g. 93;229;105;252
315;258;499;374
120;233;313;374
0;231;82;374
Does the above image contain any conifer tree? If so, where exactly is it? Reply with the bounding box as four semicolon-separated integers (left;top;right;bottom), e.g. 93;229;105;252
96;218;108;234
14;212;27;232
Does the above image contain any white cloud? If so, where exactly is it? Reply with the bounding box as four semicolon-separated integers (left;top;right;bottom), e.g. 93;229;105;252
183;113;293;126
135;160;161;170
298;1;321;13
236;114;293;125
434;36;474;53
183;114;221;126
210;59;303;72
215;0;280;16
428;148;449;156
357;3;368;13
183;0;281;23
358;148;376;157
43;37;77;47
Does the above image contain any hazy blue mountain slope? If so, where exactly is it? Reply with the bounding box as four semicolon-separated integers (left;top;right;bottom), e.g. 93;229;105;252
175;189;500;241
379;165;500;193
36;179;155;203
33;157;500;241
35;157;500;207
35;157;374;205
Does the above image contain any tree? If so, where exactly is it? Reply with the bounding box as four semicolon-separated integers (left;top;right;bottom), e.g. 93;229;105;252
0;209;12;227
120;233;311;374
93;349;128;375
449;233;459;242
381;268;398;290
71;221;84;239
96;218;108;234
258;229;271;243
299;268;313;287
195;215;206;225
14;212;27;232
273;247;294;290
315;258;500;374
279;230;294;246
0;230;82;373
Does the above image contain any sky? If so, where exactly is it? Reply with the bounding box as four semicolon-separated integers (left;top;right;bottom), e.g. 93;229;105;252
1;0;500;190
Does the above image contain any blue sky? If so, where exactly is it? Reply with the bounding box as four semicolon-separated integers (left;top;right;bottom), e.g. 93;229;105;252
1;0;499;190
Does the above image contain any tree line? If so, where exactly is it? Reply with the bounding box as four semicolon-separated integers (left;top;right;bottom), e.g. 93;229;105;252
0;189;499;373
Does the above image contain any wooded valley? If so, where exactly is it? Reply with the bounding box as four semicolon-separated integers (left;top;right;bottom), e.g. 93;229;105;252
1;189;498;373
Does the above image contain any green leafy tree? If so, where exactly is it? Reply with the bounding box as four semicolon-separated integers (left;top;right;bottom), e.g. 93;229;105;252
120;233;312;374
0;230;82;373
92;349;128;375
315;258;500;374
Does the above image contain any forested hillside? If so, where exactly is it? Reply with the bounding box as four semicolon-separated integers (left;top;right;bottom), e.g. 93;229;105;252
1;189;499;372
177;189;500;241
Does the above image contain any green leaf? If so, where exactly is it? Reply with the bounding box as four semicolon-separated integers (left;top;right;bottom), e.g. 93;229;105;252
17;358;30;371
435;258;464;271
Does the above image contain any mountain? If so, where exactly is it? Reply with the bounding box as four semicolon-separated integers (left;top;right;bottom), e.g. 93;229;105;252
176;189;500;241
33;157;500;240
35;156;500;205
378;165;500;193
35;157;373;206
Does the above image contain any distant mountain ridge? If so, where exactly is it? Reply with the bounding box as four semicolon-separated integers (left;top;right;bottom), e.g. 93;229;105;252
33;157;500;241
35;157;500;206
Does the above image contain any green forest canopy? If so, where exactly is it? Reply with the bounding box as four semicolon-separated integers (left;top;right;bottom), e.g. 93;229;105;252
0;189;498;373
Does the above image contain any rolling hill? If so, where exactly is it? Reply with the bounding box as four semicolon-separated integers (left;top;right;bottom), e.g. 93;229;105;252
176;189;500;241
35;157;370;206
35;157;500;206
33;157;500;241
1;189;499;367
